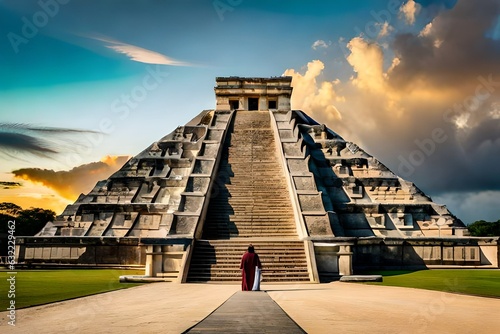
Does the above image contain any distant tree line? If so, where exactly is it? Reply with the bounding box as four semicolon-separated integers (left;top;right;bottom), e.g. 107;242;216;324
0;202;55;256
467;220;500;237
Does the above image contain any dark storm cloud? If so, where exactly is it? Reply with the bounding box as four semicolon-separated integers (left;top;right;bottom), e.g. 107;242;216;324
461;119;500;153
340;0;500;197
0;181;22;189
391;0;500;90
295;0;500;200
0;123;99;159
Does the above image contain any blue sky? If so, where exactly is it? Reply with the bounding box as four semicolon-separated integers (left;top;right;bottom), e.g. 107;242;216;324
1;0;499;224
0;1;372;163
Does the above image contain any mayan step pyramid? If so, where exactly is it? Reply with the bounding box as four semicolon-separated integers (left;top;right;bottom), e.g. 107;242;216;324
20;76;486;282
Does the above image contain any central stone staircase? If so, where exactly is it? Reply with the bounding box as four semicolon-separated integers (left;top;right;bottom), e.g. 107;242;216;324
187;111;311;282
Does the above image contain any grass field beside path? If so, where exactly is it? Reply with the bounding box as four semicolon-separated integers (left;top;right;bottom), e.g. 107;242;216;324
0;269;144;309
2;269;498;312
360;269;500;298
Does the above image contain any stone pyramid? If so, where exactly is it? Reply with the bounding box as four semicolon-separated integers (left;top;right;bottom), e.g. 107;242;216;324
39;76;465;240
21;76;491;282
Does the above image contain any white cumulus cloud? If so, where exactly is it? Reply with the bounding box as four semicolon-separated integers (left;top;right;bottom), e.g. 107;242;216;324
311;39;329;50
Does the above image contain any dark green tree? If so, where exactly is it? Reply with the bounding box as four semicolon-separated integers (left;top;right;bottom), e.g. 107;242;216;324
0;202;22;216
0;202;55;256
15;207;56;236
467;220;500;237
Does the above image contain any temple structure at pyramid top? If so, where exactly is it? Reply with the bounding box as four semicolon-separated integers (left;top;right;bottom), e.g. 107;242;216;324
214;76;293;111
17;76;499;281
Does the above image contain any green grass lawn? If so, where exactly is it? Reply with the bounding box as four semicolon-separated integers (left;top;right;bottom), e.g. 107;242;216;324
0;269;144;309
360;269;500;298
2;269;498;311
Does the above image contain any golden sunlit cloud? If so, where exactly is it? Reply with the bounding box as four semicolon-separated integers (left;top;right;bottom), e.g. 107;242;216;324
0;172;69;214
419;22;433;37
284;60;342;124
11;155;130;201
399;0;420;25
346;37;386;91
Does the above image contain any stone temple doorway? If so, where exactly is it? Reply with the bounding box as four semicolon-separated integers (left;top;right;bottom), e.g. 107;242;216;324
229;100;239;110
248;98;259;110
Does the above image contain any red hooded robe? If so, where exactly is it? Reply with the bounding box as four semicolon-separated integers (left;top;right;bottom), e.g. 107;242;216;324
240;251;262;291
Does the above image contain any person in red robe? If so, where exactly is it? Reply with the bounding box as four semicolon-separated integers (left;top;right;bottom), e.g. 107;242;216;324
240;244;262;291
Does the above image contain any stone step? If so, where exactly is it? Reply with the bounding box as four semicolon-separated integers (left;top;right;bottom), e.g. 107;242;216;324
203;229;297;233
189;270;309;276
189;261;308;267
188;269;309;276
203;227;297;231
189;265;308;270
206;210;295;214
204;222;296;226
204;218;296;222
190;257;307;263
220;213;295;216
208;199;292;203
187;237;310;283
208;214;295;219
191;254;306;259
211;200;292;205
203;228;297;231
211;197;292;201
191;255;306;259
202;232;298;235
212;203;292;207
202;228;297;231
203;228;296;233
204;222;297;226
202;234;300;238
193;245;306;249
208;205;293;209
187;277;310;282
202;110;298;241
207;206;294;211
202;235;300;239
208;223;296;226
188;273;310;278
193;242;306;249
205;217;295;221
206;212;294;216
212;206;294;210
190;254;308;259
224;180;288;184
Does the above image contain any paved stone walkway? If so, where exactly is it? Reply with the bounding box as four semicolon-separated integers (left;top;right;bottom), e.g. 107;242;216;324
185;291;305;333
2;282;500;333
